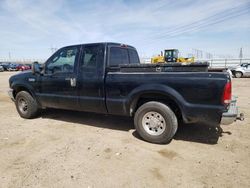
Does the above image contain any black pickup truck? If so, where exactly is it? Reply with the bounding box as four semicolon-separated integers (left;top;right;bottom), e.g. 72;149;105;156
8;42;241;144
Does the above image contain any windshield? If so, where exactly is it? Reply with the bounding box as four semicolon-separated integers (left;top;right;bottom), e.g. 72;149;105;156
240;63;248;67
164;50;178;58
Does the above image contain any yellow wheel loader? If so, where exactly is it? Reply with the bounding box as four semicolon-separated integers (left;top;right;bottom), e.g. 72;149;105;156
151;49;194;64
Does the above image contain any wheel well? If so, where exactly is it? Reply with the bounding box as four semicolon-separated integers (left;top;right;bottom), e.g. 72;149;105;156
13;86;33;99
233;71;243;77
133;93;183;122
233;70;242;74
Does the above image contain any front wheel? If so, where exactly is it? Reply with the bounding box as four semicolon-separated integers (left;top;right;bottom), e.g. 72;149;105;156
134;101;178;144
234;71;243;78
15;91;40;119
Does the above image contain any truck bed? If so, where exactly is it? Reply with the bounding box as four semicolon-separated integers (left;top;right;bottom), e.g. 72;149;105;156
109;62;209;73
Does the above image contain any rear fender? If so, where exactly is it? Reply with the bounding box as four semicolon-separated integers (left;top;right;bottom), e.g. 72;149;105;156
126;84;187;119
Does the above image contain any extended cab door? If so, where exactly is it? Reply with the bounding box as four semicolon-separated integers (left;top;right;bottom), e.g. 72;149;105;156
105;45;140;115
77;44;107;113
38;46;80;110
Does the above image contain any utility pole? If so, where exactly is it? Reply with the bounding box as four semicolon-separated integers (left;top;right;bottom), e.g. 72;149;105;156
206;52;212;59
192;49;198;59
200;50;203;59
239;47;243;64
193;49;204;59
8;52;11;61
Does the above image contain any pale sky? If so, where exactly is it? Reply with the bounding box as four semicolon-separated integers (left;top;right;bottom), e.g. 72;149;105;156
0;0;250;60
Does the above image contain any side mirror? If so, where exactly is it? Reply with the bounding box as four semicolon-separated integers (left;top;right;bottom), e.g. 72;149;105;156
32;61;41;74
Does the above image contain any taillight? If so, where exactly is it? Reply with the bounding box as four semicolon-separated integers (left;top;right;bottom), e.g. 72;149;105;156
222;82;232;105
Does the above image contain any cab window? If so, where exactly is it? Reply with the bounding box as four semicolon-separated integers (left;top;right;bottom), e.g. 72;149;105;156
109;47;129;66
46;47;78;74
81;44;104;73
128;49;140;64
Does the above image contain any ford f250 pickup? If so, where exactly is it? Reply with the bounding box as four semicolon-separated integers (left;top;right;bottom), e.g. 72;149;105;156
8;42;243;144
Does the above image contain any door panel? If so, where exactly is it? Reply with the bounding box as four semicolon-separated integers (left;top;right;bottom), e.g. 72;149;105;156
77;44;107;113
245;64;250;76
39;73;78;109
38;46;80;110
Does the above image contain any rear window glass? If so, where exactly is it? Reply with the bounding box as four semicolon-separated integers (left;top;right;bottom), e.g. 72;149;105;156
128;49;140;64
109;47;129;66
81;44;104;73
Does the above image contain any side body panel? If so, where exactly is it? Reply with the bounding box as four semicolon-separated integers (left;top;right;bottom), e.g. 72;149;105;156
38;72;78;110
105;72;229;127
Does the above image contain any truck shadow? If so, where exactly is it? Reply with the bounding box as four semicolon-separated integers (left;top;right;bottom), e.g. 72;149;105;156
41;109;134;132
173;123;231;144
41;109;231;145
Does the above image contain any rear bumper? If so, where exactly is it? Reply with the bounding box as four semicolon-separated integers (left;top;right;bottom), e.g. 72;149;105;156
221;96;244;125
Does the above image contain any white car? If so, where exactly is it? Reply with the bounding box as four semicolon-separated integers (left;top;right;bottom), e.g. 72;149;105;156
231;63;250;78
0;65;4;72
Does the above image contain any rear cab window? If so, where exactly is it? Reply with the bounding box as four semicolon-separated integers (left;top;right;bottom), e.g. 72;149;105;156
80;44;104;77
128;49;140;64
81;45;104;70
109;46;140;67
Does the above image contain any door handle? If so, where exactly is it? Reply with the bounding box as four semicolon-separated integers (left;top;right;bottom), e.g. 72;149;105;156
65;77;76;87
70;78;76;87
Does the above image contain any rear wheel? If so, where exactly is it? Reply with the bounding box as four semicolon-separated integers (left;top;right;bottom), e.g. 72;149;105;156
15;91;40;119
134;101;178;144
234;71;243;78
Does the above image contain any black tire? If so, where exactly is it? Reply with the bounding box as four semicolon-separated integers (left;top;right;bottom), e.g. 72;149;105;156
234;71;243;78
134;101;178;144
15;91;40;119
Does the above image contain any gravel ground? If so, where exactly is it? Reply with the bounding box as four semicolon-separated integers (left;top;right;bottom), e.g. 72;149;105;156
0;71;249;188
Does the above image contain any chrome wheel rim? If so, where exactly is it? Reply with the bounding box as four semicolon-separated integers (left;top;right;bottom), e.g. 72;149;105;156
142;111;166;136
18;98;28;114
235;72;241;78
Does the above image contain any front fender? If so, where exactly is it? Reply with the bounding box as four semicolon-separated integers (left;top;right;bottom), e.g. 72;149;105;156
234;68;245;74
11;81;38;103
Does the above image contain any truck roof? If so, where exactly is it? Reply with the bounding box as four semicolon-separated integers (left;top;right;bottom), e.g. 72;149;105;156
63;42;136;50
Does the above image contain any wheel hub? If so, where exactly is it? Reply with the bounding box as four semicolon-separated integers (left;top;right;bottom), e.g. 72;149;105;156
142;111;166;136
18;98;28;114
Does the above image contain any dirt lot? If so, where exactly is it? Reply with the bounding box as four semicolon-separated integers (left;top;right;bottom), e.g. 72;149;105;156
0;71;249;188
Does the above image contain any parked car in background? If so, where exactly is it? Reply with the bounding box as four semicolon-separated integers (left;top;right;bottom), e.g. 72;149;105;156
1;63;11;71
0;63;31;71
0;63;3;71
230;63;250;78
0;65;4;72
17;64;31;71
7;63;18;71
25;64;32;69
